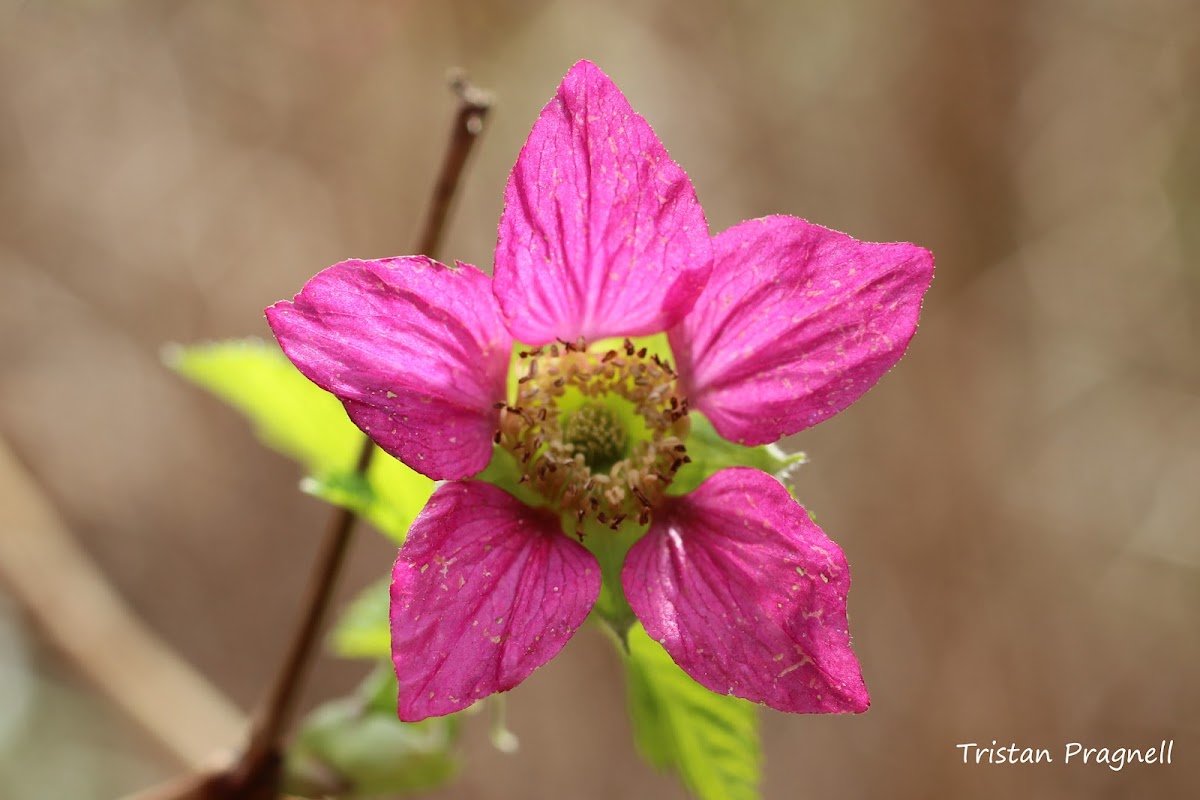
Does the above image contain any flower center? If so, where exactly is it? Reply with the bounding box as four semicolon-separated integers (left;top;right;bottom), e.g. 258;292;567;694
562;402;628;473
496;338;691;533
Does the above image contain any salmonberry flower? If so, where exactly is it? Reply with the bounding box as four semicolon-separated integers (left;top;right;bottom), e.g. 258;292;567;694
267;61;932;722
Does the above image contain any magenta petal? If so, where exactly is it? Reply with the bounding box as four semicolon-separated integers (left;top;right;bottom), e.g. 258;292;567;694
670;215;933;446
494;60;712;345
391;481;600;721
265;256;511;480
622;468;869;714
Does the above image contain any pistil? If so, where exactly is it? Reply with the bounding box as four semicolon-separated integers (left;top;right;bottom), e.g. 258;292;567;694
562;402;628;473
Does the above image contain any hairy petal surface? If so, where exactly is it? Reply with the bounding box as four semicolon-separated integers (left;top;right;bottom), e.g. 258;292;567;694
494;59;711;345
391;481;600;721
266;257;511;480
670;215;933;445
623;467;869;714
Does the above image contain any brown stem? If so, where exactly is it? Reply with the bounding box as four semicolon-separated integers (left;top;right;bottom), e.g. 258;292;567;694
226;72;493;798
230;445;374;792
416;70;495;257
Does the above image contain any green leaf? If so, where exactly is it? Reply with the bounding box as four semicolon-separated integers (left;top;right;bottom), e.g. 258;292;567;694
331;579;391;660
166;339;434;542
286;664;460;798
625;625;762;800
670;414;805;496
303;451;433;544
165;338;362;474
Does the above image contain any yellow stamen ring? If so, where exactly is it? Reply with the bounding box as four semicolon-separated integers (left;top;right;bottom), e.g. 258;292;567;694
496;339;691;533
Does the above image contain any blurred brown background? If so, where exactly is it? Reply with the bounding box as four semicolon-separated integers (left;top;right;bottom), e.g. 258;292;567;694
2;0;1198;798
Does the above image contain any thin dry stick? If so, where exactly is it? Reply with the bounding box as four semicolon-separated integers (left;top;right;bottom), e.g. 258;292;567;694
231;444;374;790
225;73;493;798
114;72;492;800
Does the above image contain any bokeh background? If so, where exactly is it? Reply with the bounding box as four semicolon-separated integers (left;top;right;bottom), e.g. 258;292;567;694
2;1;1198;798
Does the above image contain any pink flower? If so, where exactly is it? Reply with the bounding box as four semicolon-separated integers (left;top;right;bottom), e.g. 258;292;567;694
267;61;933;722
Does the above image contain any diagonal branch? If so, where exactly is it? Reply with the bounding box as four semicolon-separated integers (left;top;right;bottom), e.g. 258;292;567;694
52;71;491;800
225;70;493;800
